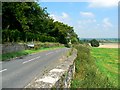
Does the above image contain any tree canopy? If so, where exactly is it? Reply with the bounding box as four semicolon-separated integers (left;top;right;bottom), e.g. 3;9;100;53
2;2;79;44
90;39;100;47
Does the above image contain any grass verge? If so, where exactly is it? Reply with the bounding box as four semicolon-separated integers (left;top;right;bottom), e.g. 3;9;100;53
71;44;118;88
1;46;64;61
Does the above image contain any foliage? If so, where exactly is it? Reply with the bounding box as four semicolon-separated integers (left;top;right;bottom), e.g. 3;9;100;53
2;2;79;44
71;44;115;88
90;39;99;47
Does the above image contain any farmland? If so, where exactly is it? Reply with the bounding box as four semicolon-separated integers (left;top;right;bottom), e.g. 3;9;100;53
91;48;119;87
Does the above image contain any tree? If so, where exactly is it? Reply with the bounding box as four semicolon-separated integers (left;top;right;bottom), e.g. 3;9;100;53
2;2;79;44
90;39;100;47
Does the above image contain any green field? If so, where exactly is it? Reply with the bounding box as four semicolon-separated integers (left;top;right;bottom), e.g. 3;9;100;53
91;48;119;87
71;44;119;88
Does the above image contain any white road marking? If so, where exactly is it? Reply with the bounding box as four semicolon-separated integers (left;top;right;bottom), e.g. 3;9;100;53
46;52;53;55
0;69;7;73
23;56;41;64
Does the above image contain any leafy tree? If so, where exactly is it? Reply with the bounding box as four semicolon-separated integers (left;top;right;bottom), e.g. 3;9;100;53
2;2;79;45
90;39;100;47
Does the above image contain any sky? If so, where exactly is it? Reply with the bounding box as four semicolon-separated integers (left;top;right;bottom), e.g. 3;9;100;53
39;0;118;38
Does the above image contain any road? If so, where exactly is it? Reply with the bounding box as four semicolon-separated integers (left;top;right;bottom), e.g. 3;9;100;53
1;48;69;88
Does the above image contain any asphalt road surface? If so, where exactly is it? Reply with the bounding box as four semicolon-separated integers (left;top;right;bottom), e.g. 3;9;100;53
1;48;69;88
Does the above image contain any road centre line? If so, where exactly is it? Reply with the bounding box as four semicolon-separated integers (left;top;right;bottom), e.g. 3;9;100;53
46;52;54;55
22;56;41;64
0;69;7;73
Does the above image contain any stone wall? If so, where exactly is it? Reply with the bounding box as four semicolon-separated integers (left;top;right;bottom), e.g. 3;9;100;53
2;43;26;54
0;44;2;54
1;42;64;54
25;49;77;88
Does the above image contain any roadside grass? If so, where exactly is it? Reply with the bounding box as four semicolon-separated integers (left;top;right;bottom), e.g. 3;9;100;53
71;44;117;88
1;46;65;61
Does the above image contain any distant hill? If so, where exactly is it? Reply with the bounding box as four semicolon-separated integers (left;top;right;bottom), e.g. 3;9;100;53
79;38;119;43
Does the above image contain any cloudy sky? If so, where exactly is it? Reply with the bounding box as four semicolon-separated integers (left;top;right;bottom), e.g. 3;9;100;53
40;0;118;38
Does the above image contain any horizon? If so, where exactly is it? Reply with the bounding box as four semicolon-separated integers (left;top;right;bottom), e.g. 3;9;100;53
79;37;119;39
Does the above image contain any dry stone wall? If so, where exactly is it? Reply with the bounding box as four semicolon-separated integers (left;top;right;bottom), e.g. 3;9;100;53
1;43;64;54
2;43;26;54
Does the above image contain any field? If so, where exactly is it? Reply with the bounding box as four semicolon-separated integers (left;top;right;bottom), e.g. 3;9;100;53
98;43;119;48
91;48;119;87
71;44;119;88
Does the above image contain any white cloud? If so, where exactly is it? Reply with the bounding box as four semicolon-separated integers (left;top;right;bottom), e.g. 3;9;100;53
62;12;69;19
49;12;69;21
80;11;95;18
88;0;118;8
49;12;71;25
103;18;113;29
49;14;59;21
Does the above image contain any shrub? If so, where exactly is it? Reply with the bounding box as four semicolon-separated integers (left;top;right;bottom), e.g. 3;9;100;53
90;39;99;47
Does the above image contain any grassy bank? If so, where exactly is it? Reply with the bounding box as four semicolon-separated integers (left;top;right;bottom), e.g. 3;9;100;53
1;46;64;61
71;44;118;88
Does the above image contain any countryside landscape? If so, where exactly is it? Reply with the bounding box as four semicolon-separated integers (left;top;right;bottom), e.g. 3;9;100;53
0;0;119;89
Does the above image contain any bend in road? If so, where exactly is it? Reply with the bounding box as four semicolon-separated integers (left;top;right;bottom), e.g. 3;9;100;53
1;48;70;88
